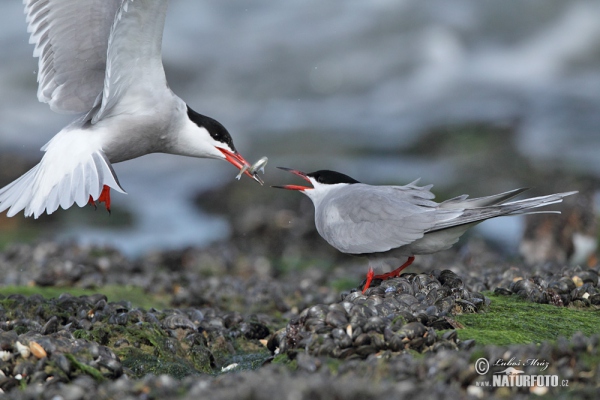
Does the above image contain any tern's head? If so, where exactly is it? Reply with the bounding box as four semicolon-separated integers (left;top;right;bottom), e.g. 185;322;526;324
273;167;360;203
182;106;262;183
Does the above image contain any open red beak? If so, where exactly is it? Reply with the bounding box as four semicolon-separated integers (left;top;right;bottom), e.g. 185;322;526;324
216;147;263;184
272;167;313;191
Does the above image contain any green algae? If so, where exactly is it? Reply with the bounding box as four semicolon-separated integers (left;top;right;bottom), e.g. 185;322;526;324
121;349;202;379
0;285;170;310
74;319;271;379
454;293;600;346
77;322;208;376
65;353;106;382
117;330;270;378
272;353;297;370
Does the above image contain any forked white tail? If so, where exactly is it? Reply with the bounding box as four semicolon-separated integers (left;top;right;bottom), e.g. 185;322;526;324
0;128;125;218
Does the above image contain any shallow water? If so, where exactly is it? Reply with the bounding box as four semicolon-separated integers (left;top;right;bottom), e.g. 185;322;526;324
1;0;599;255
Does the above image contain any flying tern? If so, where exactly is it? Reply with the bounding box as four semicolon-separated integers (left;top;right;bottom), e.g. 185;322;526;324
0;0;262;219
274;168;578;293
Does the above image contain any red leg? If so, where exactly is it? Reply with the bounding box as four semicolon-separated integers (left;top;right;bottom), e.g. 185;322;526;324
373;256;415;280
361;256;415;293
88;185;112;214
362;267;375;294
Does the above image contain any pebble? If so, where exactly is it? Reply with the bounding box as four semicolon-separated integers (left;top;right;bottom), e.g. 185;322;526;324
14;342;30;359
29;342;47;359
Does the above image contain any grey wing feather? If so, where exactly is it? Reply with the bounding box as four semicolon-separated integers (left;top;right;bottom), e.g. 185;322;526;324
316;183;461;254
92;0;170;123
429;191;578;232
24;0;123;114
439;188;529;209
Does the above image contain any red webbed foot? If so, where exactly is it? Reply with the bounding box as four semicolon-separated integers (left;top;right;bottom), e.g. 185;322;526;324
88;185;112;214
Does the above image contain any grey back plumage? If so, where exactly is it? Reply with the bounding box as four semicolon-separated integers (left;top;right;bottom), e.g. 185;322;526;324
314;181;463;254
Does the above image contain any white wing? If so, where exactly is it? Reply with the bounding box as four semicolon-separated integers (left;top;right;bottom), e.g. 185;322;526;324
92;0;170;123
24;0;123;114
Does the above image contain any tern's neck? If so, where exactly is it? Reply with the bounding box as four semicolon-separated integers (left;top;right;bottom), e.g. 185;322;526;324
303;183;350;208
171;119;220;159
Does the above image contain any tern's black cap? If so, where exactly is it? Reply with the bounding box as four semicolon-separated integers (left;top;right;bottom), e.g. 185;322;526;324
187;106;236;151
307;170;360;184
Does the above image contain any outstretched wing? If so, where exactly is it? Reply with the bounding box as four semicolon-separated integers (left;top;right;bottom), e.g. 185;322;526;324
315;182;461;254
92;0;170;123
24;0;122;114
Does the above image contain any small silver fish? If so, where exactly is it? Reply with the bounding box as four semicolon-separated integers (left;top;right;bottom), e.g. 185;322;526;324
236;156;268;181
249;156;268;175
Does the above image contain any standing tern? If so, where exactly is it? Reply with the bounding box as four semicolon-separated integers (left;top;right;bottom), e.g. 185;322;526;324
0;0;262;219
273;168;578;293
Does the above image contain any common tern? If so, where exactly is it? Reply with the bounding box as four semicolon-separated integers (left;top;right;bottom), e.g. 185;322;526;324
274;168;578;293
0;0;261;219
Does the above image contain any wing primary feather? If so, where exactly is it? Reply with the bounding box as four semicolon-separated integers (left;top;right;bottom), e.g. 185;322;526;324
23;0;122;113
429;191;577;232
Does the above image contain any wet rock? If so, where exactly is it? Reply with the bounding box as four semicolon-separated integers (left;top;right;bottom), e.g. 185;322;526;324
493;265;600;307
273;270;487;359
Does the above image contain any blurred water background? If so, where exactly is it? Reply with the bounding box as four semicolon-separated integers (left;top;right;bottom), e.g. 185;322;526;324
1;0;599;256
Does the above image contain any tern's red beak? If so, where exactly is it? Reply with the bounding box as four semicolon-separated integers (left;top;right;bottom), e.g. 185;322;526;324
272;167;313;191
216;147;263;184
